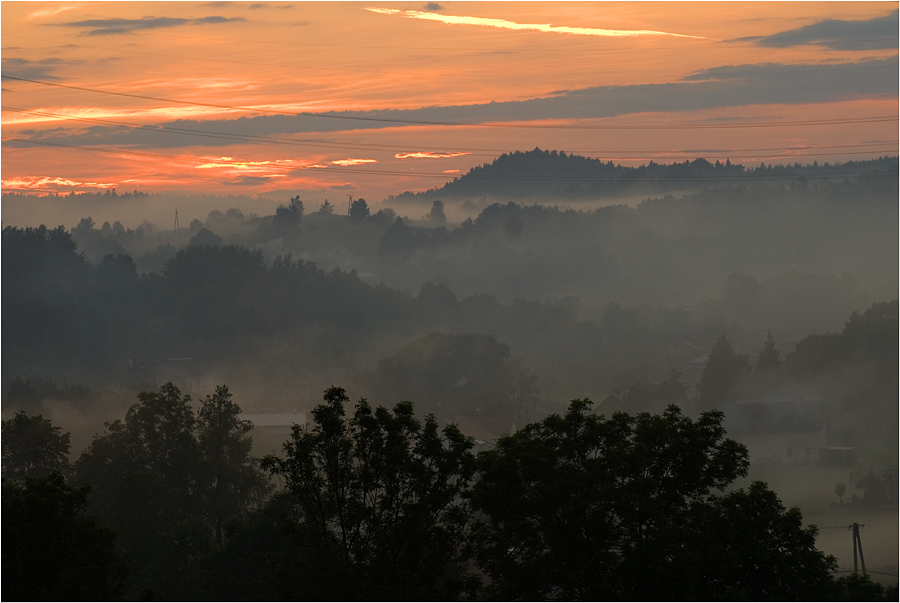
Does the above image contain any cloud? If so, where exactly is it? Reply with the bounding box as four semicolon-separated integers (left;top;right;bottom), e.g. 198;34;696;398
25;3;84;20
17;57;897;149
1;57;83;80
1;176;116;190
731;10;898;50
249;3;295;8
365;7;706;39
224;175;283;185
423;3;443;11
395;151;470;159
330;184;356;190
55;15;246;36
331;158;378;166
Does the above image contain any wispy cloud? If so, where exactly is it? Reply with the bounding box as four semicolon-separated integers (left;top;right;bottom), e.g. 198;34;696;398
1;176;117;190
195;157;295;170
224;175;285;186
331;158;377;166
55;15;247;36
365;7;706;39
730;10;898;50
395;151;470;159
26;3;84;20
249;3;295;9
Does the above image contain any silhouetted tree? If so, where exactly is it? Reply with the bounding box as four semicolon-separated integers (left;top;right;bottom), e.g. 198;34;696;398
428;199;446;224
197;385;267;545
697;335;749;410
262;387;477;600
189;227;223;247
470;401;836;600
318;199;334;214
2;412;71;483
274;196;304;229
756;328;781;371
76;383;202;594
349;198;370;221
2;473;126;601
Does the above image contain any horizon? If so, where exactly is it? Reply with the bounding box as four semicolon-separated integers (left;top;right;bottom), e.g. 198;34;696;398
2;1;898;202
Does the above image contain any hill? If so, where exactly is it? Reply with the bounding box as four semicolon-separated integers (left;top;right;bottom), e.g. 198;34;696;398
387;148;898;205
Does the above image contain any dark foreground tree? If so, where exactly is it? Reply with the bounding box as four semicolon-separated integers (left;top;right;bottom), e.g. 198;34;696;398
2;411;71;483
470;401;839;601
198;385;268;545
2;473;126;601
262;386;477;600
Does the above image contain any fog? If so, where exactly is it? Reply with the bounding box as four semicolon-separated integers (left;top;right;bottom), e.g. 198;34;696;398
4;152;897;598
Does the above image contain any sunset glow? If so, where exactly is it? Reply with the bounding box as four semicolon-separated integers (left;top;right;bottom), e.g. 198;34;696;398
1;1;896;203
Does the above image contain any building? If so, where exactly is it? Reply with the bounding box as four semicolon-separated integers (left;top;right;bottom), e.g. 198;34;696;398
728;397;826;465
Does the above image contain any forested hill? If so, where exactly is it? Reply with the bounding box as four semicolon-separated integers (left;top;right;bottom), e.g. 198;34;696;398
388;149;899;202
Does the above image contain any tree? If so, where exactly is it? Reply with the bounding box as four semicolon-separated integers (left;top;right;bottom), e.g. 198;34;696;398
318;199;334;214
470;401;838;600
2;411;71;483
188;227;223;247
428;199;446;224
261;387;477;600
274;196;304;229
75;383;202;592
358;332;538;420
756;328;781;371
349;197;370;221
697;334;749;410
682;482;837;600
2;473;126;601
470;401;748;600
197;385;268;545
834;481;847;504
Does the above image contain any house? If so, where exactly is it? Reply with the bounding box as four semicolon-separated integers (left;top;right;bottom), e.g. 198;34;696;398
682;353;709;391
728;397;826;465
655;336;705;364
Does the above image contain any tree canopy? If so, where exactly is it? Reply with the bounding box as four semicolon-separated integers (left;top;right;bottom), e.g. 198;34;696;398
262;386;477;600
469;400;839;600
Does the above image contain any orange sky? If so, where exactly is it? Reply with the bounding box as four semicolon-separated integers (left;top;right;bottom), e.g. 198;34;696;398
2;1;897;201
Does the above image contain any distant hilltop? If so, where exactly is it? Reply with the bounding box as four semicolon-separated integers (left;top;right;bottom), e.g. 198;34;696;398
387;148;899;203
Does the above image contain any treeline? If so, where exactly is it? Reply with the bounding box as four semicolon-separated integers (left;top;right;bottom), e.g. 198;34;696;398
389;149;899;200
3;223;897;447
3;388;896;601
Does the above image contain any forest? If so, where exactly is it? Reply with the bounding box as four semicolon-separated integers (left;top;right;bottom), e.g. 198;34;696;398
2;152;898;600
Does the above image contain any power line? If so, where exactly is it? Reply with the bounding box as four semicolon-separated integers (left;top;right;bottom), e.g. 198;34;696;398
4;106;897;160
3;75;898;131
8;138;896;182
4;33;895;81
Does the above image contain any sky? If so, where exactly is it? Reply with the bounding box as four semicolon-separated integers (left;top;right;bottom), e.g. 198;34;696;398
2;1;898;202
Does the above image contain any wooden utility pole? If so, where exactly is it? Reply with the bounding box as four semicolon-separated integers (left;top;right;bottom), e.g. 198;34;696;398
850;522;867;576
174;208;180;233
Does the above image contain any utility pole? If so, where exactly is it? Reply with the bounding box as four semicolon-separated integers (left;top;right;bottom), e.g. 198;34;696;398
174;208;180;234
347;195;352;216
850;522;867;576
